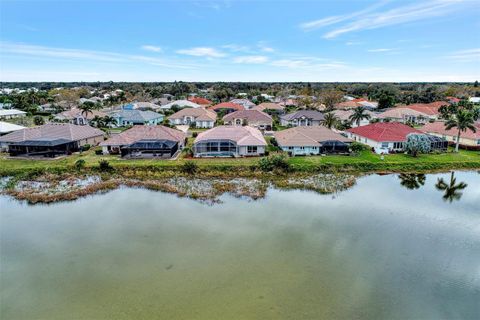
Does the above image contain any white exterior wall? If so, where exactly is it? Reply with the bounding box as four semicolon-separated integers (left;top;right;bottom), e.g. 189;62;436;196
427;132;480;147
195;120;214;128
281;146;319;156
347;132;405;151
238;145;265;156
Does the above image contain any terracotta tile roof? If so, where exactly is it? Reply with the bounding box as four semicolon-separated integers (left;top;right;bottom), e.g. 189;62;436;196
100;125;186;146
252;102;284;111
0;123;105;143
194;126;266;146
377;107;431;119
208;102;245;112
274;126;351;147
400;102;448;116
331;109;377;121
223;110;272;123
421;121;480;140
347;122;421;142
168;108;217;121
188;97;213;105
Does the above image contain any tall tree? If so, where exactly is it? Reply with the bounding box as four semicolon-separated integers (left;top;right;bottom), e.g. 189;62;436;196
78;101;96;119
321;112;339;129
348;107;371;127
440;100;478;152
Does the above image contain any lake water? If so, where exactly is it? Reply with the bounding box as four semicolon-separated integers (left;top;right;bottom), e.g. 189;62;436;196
1;171;479;319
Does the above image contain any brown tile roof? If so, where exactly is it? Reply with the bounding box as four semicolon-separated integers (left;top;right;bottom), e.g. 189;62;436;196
208;102;245;112
168;107;217;121
188;97;213;105
399;102;448;116
194;126;266;146
0;123;105;143
57;108;107;120
377;107;431;119
223;110;272;123
274;126;351;147
421;121;480;140
100;125;186;146
252;102;284;111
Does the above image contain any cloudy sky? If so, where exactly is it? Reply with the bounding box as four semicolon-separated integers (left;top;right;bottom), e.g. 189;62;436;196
0;0;479;82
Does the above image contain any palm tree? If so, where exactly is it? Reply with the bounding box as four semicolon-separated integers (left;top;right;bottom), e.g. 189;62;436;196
90;115;104;128
321;112;339;129
444;109;477;152
349;107;371;127
435;172;468;203
398;173;426;190
78;101;96;119
101;116;116;136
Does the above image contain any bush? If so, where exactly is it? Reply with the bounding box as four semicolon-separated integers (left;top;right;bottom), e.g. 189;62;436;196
95;149;103;155
181;160;198;175
258;154;290;172
82;144;91;151
405;133;431;157
33;115;45;125
350;142;368;154
98;159;113;172
182;147;193;157
74;159;86;171
192;132;198;138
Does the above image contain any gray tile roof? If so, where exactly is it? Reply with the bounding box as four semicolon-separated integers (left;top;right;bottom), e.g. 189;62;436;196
280;110;325;121
110;110;163;122
0;123;105;143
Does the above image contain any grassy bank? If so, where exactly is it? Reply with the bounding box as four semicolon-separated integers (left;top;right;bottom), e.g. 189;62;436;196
0;148;479;177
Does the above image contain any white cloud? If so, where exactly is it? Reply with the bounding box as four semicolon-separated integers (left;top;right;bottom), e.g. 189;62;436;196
446;48;480;62
141;45;162;52
222;44;250;52
257;41;275;53
270;57;346;70
300;0;471;39
0;41;196;69
233;55;268;64
300;1;387;31
367;48;395;52
176;47;226;58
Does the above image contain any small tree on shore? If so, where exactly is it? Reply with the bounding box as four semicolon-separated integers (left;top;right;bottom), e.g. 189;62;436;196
404;133;431;157
439;100;479;152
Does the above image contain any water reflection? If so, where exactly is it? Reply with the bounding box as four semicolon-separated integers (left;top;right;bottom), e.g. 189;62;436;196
398;173;426;190
435;172;468;203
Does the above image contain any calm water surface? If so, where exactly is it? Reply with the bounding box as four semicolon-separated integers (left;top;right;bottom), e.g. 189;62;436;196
1;171;479;319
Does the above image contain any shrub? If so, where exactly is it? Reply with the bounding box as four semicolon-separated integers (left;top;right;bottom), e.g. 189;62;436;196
405;133;431;157
181;160;198;175
192;132;198;138
98;159;113;172
350;142;367;154
33;115;45;125
82;144;91;151
182;147;193;157
74;159;86;171
95;149;103;155
258;154;290;172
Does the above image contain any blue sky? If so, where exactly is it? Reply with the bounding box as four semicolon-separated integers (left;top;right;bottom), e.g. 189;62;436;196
0;0;479;82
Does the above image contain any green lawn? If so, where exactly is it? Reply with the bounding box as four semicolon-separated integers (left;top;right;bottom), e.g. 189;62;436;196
1;148;479;175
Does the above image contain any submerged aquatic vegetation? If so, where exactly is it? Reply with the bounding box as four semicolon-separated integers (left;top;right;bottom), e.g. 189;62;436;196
0;171;357;204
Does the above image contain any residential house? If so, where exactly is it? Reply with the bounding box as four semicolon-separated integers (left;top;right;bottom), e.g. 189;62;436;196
100;125;186;158
0;121;25;135
400;102;447;119
421;121;480;150
193;126;267;157
122;102;162;110
0;123;104;157
230;99;256;110
335;99;378;110
280;110;325;127
274;126;352;156
252;102;285;114
469;97;480;103
377;107;433;124
222;110;273;131
208;102;245;114
346;122;422;153
188;96;213;107
54;108;107;125
330;109;377;127
168;108;217;128
161;100;201;110
0;109;27;119
109;109;163;126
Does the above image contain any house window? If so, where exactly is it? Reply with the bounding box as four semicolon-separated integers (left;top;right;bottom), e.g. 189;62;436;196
247;146;257;153
477;139;480;145
235;119;242;125
381;142;389;148
299;147;305;150
393;142;403;149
